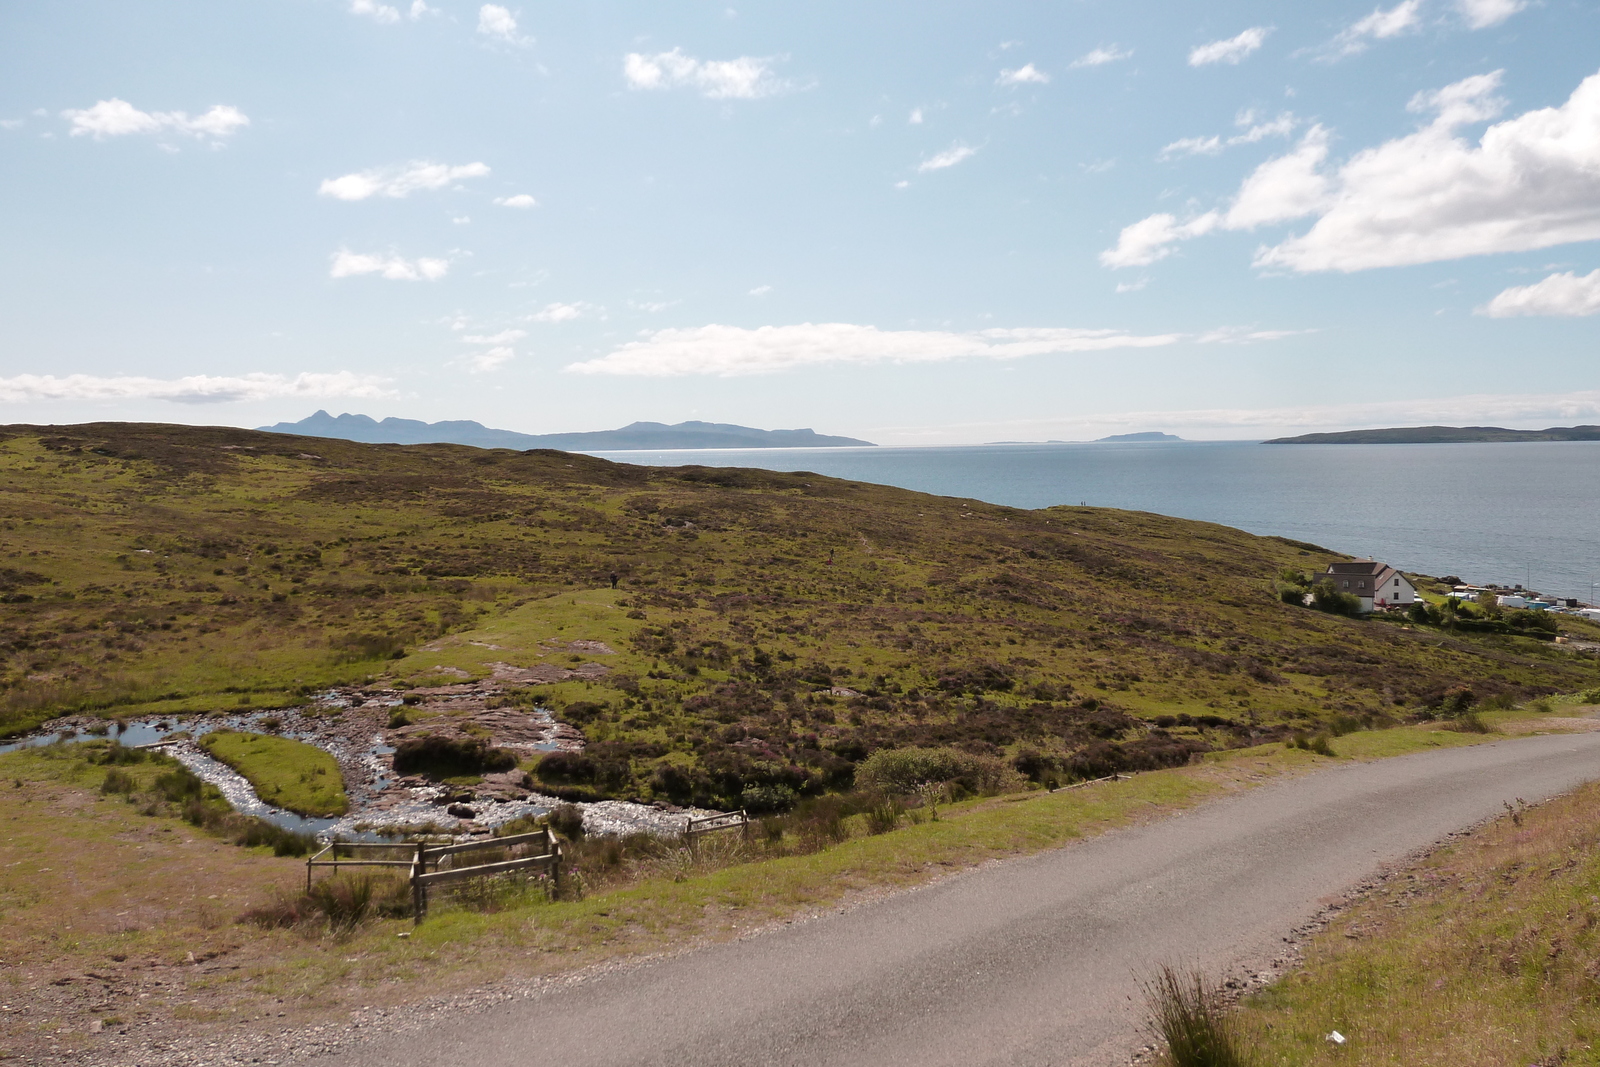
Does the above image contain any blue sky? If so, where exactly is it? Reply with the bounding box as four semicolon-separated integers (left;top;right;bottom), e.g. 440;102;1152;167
2;0;1598;443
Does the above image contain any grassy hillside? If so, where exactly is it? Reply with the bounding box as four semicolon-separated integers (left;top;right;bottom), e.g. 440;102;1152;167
1239;776;1600;1066
2;421;1597;807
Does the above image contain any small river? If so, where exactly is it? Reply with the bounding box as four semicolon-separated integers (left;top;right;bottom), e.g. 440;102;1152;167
0;710;709;840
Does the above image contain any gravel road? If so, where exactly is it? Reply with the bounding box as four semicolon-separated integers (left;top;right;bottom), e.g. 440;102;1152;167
310;733;1600;1067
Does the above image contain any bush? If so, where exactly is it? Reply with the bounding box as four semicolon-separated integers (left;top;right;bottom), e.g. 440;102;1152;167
392;735;516;778
100;767;137;794
1141;965;1253;1067
536;750;597;785
87;740;147;766
547;802;586;841
1288;733;1336;756
854;746;1017;796
1310;580;1363;616
308;872;377;931
740;783;797;814
865;797;903;835
1448;711;1494;734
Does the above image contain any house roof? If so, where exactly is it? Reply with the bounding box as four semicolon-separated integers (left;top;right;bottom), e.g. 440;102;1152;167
1325;560;1388;577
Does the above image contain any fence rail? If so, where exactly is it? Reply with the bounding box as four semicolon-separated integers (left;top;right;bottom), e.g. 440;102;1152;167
684;809;749;838
306;828;562;921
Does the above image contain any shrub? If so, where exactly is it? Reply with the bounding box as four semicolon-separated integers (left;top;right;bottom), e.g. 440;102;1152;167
1448;711;1493;734
1141;965;1252;1067
740;783;797;813
331;632;407;663
1310;580;1363;616
547;802;586;841
392;735;516;778
536;750;597;785
855;746;1017;796
865;797;903;835
307;872;377;931
1012;746;1060;784
1584;689;1600;706
100;767;137;795
1287;733;1336;756
87;740;147;766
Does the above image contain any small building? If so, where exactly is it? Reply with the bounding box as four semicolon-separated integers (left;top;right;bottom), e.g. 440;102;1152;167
1497;594;1528;610
1319;560;1418;612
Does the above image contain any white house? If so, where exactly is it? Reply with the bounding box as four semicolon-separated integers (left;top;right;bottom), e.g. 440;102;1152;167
1318;560;1417;612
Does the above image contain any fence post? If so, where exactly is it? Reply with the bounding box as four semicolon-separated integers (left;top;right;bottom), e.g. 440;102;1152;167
411;840;426;923
551;837;564;900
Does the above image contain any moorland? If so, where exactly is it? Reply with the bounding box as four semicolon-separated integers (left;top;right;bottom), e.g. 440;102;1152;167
4;419;1600;810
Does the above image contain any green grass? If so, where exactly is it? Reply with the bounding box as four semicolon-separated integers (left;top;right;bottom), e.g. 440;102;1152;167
1;422;1598;804
1237;778;1600;1067
196;730;348;816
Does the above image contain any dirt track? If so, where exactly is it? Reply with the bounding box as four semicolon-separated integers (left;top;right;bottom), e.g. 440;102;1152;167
305;732;1600;1067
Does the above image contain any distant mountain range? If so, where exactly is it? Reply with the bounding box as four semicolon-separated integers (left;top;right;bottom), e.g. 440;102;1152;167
258;411;875;450
1096;432;1183;442
1264;425;1600;444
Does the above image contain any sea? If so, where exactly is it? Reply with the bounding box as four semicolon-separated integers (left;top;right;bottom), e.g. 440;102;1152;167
586;440;1600;604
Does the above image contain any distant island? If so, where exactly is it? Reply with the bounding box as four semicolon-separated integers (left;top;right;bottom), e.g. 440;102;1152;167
1096;432;1183;443
258;412;875;450
1264;425;1600;445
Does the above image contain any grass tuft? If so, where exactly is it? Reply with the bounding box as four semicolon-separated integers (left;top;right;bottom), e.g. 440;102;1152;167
1143;965;1253;1067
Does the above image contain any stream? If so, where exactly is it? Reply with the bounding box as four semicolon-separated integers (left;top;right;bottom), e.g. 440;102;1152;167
0;710;714;841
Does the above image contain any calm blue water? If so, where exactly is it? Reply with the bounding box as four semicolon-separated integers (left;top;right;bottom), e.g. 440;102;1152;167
588;441;1600;603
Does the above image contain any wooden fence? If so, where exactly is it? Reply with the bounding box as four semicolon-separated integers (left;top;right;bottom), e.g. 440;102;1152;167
305;828;562;921
684;809;748;839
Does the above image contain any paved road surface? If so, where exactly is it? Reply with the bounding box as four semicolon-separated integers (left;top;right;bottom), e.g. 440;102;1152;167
316;733;1600;1067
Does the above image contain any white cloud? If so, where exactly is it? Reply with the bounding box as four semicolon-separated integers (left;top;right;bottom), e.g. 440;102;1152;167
1325;0;1425;58
0;118;25;130
0;371;391;405
1160;135;1223;159
409;0;435;17
461;329;527;344
1224;125;1333;228
623;49;789;100
1115;278;1148;293
329;250;450;281
1107;67;1600;274
909;108;924;124
1482;269;1600;316
463;347;516;373
531;302;583;322
63;99;249;141
1231;110;1297;144
997;64;1050;86
566;323;1192;377
494;193;537;208
318;160;490;200
748;285;772;296
349;0;399;23
1071;46;1131;68
1160;111;1298;160
1100;212;1221;268
1189;27;1269;67
1257;70;1600;272
1456;0;1526;29
918;143;977;172
477;4;529;44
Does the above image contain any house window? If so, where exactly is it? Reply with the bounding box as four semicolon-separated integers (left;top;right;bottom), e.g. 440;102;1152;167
1342;580;1349;589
